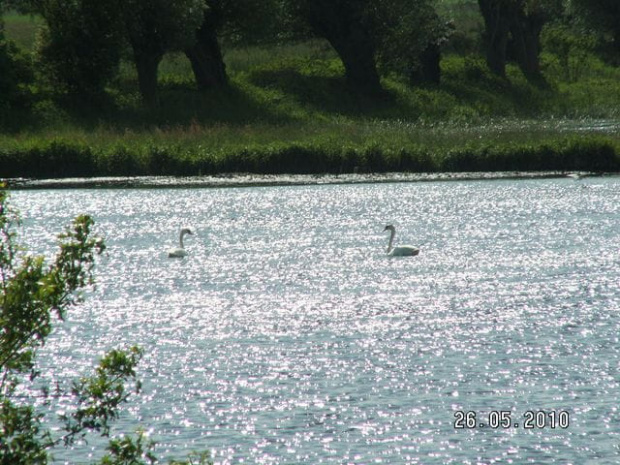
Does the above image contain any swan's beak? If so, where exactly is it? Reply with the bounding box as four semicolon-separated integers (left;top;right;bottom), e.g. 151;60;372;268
383;226;389;231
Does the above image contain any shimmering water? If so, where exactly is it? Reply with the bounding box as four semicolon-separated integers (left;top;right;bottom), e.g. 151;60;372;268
12;176;620;464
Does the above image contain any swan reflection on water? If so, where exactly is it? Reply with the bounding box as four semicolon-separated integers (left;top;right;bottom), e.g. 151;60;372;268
168;228;193;258
383;224;420;257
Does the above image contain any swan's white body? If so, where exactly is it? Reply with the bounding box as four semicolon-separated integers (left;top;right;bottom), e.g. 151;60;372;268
384;225;419;257
168;228;193;258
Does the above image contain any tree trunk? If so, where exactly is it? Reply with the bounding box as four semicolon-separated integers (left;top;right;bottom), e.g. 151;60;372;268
134;51;162;107
302;0;381;93
330;34;381;93
409;42;441;85
184;1;228;90
185;25;227;90
478;0;512;77
510;11;546;85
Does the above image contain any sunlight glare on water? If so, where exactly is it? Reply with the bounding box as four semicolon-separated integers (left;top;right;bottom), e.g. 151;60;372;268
11;176;620;464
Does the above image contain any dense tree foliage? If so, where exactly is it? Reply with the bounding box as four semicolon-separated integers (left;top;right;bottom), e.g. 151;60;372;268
373;0;447;84
19;0;205;104
35;0;123;95
571;0;620;63
19;0;279;102
1;0;620;109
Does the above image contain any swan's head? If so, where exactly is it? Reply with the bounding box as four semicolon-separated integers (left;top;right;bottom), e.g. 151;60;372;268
383;225;395;233
180;228;193;236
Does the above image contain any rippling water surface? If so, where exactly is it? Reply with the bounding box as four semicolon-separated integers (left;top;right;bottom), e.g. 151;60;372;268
12;177;620;464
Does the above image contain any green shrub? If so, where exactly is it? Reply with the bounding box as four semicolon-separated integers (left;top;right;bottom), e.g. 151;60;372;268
541;24;597;82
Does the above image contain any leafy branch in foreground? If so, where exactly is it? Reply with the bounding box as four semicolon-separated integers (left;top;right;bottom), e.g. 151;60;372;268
61;347;144;446
0;186;212;465
0;204;105;381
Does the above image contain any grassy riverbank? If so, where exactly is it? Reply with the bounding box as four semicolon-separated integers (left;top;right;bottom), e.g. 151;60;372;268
2;13;620;178
2;122;618;178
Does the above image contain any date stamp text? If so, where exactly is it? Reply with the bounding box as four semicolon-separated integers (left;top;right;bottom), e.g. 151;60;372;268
454;410;569;429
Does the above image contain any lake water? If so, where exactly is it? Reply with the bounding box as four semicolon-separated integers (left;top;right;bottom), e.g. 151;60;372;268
11;176;620;464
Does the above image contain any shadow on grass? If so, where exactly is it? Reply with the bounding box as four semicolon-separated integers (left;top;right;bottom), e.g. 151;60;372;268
245;56;557;122
136;83;294;127
439;58;555;117
246;62;414;120
1;55;568;136
26;80;294;133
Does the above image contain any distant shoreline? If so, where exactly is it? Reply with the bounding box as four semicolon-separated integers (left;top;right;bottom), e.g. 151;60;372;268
5;171;614;190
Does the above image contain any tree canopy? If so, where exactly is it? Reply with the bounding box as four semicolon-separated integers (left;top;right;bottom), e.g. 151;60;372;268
1;0;620;110
571;0;620;63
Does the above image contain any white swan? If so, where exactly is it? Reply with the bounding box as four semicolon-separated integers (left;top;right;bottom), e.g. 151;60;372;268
168;228;193;258
384;225;419;257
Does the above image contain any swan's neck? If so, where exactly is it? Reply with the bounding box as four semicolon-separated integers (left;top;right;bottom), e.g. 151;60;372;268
179;232;186;249
387;229;395;253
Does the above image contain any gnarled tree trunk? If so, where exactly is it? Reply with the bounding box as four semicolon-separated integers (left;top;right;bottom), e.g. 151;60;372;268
184;1;228;90
409;42;441;85
478;0;514;77
301;0;381;93
328;28;381;92
509;9;547;85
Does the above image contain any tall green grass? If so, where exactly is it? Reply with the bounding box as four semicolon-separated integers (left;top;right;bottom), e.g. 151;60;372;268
1;119;618;178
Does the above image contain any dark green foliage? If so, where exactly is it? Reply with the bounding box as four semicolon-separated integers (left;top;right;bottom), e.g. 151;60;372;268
62;347;143;445
0;141;96;177
103;146;145;176
32;0;205;104
0;399;50;464
0;23;33;130
217;0;283;46
35;0;123;95
441;138;619;172
571;0;620;64
147;146;191;175
541;24;597;81
282;0;445;90
373;0;447;84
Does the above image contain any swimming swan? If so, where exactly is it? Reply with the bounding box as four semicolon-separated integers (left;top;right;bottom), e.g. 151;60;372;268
384;225;419;257
168;228;193;258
